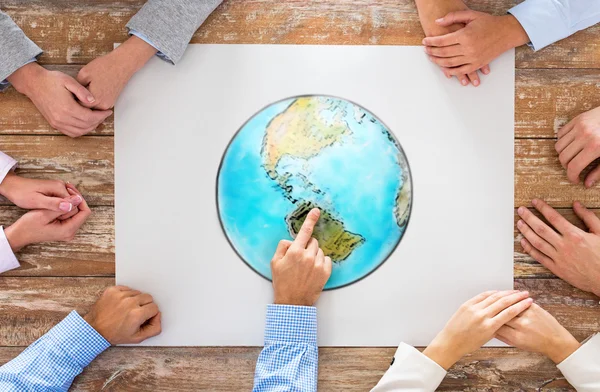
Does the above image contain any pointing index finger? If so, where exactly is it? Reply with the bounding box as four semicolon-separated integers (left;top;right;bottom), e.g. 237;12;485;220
293;208;320;248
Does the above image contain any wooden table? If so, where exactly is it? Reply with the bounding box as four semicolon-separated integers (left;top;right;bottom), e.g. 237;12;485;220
1;0;599;390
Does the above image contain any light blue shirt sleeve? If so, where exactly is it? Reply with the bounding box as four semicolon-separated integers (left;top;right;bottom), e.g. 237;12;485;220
253;304;318;392
0;57;37;92
0;310;110;391
129;29;173;64
509;0;600;51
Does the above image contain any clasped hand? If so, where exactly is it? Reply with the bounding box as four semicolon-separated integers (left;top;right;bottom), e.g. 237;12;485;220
0;173;91;252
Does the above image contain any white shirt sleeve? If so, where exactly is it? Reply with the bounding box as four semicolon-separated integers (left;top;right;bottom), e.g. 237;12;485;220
508;0;600;51
0;226;19;274
0;151;17;183
557;333;600;392
371;343;447;392
0;151;19;274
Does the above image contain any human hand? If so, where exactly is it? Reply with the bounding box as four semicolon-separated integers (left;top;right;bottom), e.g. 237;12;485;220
423;290;532;370
271;208;333;306
4;184;91;252
415;0;488;86
555;106;600;187
0;173;82;212
84;285;161;344
517;199;600;297
77;36;157;110
496;303;580;364
6;62;112;137
422;11;529;77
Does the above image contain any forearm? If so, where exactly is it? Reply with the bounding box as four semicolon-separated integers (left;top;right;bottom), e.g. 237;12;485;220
0;311;110;391
253;305;318;392
0;10;42;90
414;0;468;36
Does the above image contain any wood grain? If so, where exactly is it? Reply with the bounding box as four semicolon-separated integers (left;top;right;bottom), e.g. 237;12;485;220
1;0;599;68
0;346;570;391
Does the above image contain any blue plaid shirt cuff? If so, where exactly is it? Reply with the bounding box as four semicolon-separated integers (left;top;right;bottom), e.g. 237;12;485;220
264;305;317;345
46;310;111;367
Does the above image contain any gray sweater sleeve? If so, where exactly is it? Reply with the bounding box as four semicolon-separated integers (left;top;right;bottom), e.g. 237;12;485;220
0;10;43;89
126;0;222;65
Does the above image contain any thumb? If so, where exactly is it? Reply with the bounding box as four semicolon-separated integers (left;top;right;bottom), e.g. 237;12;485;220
272;240;293;260
436;10;480;26
64;77;96;107
37;208;68;224
584;164;600;188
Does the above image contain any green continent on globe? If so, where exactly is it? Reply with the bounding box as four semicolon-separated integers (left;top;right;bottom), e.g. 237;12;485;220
285;201;365;263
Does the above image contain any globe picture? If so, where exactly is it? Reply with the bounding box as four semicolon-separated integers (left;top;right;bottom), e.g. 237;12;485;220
217;95;412;289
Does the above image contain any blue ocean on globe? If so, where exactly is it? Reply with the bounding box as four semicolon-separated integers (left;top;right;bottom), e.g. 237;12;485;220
217;95;412;289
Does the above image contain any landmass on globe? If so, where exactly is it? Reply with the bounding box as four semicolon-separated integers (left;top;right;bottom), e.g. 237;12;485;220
285;201;365;263
261;97;351;200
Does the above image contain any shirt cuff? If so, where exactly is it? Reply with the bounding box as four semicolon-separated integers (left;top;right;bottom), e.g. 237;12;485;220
0;58;38;92
373;343;447;391
0;151;17;184
264;304;317;345
508;0;570;51
0;227;19;274
557;333;600;387
128;30;173;64
45;310;111;368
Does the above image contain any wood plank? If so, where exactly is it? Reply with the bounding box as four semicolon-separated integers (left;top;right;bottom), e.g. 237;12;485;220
516;139;600;208
0;206;114;277
0;346;571;391
1;0;599;68
0;277;596;347
516;69;600;139
0;135;113;206
2;68;599;138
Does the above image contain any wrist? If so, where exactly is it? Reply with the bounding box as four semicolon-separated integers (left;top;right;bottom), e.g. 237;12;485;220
6;62;46;97
4;223;28;252
0;171;17;198
423;334;462;370
546;335;581;364
118;36;158;75
500;14;530;49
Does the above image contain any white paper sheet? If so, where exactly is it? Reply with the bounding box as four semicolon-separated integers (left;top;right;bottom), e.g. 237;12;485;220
115;45;514;346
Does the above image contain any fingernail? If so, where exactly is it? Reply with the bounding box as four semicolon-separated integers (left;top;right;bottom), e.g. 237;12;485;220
532;199;539;206
522;291;529;296
435;17;444;22
473;80;479;86
517;207;524;216
87;96;95;103
59;202;73;212
461;79;468;86
70;195;83;204
517;220;523;228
